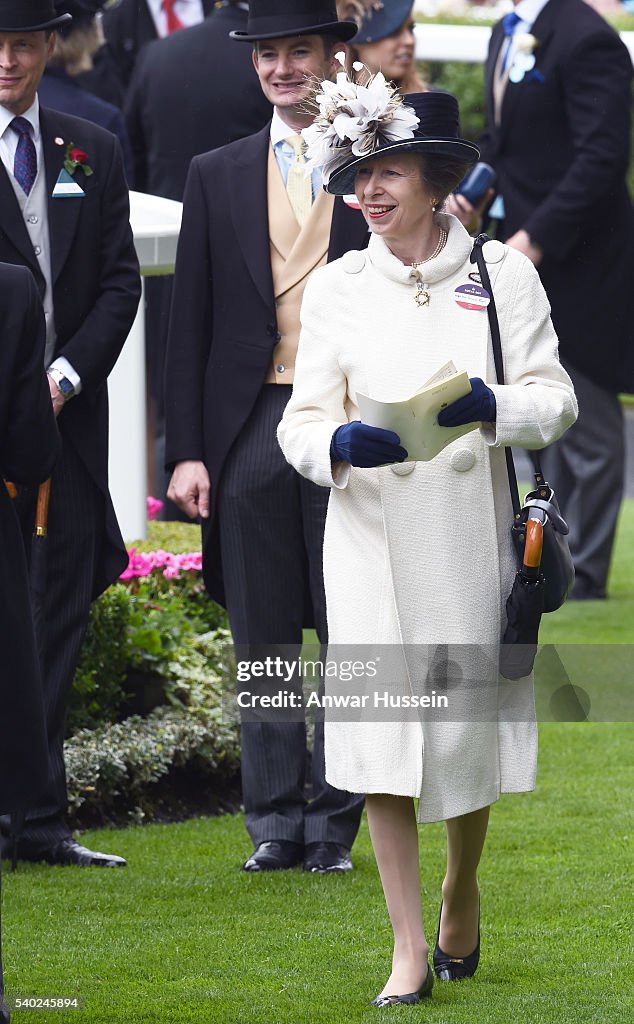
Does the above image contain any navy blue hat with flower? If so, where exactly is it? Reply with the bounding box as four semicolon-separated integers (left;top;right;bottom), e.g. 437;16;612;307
346;0;414;45
302;61;479;195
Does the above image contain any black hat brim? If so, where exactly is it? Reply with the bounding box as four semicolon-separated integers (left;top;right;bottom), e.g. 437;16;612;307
230;20;358;43
0;13;72;31
325;138;480;196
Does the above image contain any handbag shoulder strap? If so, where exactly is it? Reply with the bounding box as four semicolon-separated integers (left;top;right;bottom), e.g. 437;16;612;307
470;234;548;516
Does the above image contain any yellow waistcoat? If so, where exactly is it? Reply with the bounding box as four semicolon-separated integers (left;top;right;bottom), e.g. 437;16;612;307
266;143;334;384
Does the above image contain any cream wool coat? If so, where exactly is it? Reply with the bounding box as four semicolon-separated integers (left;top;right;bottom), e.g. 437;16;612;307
278;215;578;822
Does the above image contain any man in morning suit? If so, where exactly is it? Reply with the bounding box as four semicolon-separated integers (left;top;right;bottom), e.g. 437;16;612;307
476;0;634;599
102;0;214;88
0;263;59;1021
0;0;141;866
165;0;368;874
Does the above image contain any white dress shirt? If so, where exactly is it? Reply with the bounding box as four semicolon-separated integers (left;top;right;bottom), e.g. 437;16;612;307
145;0;205;38
513;0;550;30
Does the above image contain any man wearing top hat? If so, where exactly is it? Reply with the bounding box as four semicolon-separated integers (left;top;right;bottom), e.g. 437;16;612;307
0;0;141;867
165;0;368;874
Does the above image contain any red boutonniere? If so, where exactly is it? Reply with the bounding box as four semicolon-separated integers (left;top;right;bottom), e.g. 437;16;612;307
64;142;93;177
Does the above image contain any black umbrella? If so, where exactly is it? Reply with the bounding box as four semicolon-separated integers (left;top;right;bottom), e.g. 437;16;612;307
500;511;545;681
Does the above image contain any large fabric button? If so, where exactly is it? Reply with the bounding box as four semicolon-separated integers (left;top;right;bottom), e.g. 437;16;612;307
482;239;505;264
342;249;365;274
450;448;476;472
390;462;415;476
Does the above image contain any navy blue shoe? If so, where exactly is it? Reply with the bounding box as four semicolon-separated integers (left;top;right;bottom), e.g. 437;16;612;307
433;901;480;981
371;963;433;1007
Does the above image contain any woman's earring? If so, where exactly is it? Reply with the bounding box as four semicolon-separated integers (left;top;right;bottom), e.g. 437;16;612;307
431;198;438;213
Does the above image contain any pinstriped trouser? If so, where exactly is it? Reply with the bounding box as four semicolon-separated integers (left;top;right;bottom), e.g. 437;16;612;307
217;385;364;847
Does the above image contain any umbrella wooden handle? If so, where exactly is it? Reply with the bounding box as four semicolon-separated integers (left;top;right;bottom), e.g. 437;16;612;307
34;479;52;537
3;479;17;499
523;517;544;571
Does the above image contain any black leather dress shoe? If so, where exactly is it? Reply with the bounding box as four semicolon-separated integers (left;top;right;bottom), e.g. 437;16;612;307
242;840;303;872
433;901;480;981
42;839;127;867
303;841;353;874
371;963;434;1007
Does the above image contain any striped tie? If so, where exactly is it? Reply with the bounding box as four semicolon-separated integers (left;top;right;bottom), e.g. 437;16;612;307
285;135;312;227
10;117;37;196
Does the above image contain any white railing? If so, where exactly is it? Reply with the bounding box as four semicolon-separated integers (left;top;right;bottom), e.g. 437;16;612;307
414;22;634;63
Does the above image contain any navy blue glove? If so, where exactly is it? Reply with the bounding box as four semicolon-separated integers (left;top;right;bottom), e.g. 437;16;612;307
437;377;496;427
330;422;408;467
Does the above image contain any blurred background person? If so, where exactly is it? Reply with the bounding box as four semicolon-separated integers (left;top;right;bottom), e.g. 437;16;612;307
102;0;214;88
338;0;427;92
0;0;141;867
474;0;634;600
39;0;133;182
125;0;270;200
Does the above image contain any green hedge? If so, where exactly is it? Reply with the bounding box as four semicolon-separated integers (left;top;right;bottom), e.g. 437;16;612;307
66;524;237;827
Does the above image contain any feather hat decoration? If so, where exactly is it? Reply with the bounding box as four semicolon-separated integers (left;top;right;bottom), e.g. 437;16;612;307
302;55;420;184
335;0;384;29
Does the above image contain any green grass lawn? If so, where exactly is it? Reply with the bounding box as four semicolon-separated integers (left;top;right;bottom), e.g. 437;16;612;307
3;506;633;1023
3;723;633;1024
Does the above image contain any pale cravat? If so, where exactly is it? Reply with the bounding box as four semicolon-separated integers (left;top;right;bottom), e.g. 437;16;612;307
285;134;312;227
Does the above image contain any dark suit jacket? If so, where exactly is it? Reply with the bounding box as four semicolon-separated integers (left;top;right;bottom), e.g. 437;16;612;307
125;4;272;200
0;108;141;597
164;124;369;604
103;0;215;88
0;264;59;813
479;0;634;392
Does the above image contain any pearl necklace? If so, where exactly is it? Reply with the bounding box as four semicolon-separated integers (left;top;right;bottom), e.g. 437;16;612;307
411;227;448;307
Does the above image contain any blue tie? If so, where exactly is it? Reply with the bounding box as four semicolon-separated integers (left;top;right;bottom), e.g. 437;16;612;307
11;116;37;196
501;11;522;72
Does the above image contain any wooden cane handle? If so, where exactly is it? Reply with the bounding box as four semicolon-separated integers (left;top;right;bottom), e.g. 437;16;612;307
523;518;544;570
34;479;52;537
4;480;18;499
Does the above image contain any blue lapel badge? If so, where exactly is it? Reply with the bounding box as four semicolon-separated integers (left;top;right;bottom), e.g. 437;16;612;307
52;168;85;199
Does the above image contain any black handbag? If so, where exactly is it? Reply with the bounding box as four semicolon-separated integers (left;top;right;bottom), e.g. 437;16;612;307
471;235;575;612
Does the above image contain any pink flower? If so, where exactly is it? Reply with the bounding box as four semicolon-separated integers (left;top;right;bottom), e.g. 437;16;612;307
147;496;164;521
118;546;203;581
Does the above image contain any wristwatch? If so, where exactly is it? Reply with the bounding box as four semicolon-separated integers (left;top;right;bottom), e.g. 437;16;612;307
48;368;75;400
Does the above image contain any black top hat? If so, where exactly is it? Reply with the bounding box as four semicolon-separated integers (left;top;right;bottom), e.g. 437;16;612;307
0;0;72;31
325;91;479;195
230;0;357;43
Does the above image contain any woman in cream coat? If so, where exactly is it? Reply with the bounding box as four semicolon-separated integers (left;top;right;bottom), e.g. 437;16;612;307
278;86;577;1007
